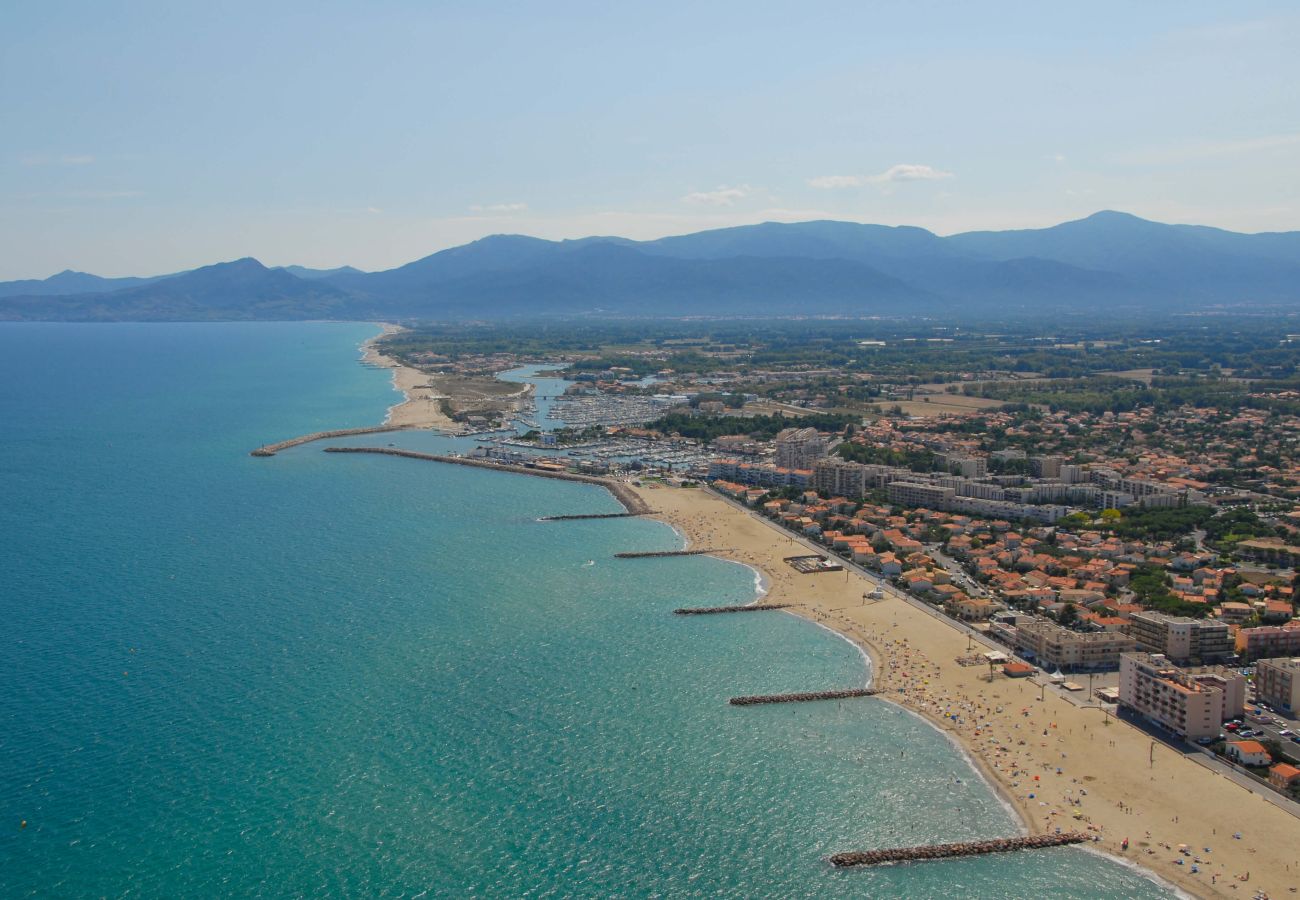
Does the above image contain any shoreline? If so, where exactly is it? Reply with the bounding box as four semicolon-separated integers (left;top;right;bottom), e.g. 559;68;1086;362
359;324;459;431
632;481;1300;900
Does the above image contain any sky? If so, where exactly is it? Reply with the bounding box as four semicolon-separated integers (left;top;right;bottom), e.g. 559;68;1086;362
2;1;1298;279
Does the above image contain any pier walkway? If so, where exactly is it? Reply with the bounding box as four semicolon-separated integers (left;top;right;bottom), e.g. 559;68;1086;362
828;832;1089;868
728;688;879;706
321;446;651;514
250;425;406;456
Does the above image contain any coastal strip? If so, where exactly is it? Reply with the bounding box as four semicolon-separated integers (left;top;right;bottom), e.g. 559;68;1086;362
634;482;1294;899
828;832;1089;868
673;603;793;615
360;325;460;431
250;425;407;456
728;688;880;706
321;446;651;515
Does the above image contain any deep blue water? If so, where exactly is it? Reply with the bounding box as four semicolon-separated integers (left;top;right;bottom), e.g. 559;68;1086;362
0;323;1176;898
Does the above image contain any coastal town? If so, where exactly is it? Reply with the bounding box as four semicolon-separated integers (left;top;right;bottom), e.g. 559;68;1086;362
13;5;1300;898
350;320;1300;895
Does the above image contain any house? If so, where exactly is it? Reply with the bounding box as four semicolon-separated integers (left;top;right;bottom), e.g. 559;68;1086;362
1269;763;1300;792
876;553;903;578
902;569;933;593
1225;740;1273;767
1263;600;1295;623
947;596;998;621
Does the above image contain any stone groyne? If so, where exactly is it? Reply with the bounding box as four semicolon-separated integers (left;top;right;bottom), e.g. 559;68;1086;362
728;688;880;706
613;549;713;559
541;513;639;521
674;604;793;615
251;425;406;457
828;832;1089;868
320;446;651;515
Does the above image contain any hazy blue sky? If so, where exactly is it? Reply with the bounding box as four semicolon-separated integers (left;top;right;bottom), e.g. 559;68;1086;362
2;1;1298;278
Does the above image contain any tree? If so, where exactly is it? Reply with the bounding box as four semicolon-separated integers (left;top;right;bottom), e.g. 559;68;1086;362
1059;602;1079;627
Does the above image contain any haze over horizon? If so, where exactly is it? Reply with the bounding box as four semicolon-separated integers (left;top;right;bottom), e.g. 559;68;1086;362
3;1;1298;279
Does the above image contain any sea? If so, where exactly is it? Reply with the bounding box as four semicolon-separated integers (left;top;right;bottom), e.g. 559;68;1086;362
0;322;1179;898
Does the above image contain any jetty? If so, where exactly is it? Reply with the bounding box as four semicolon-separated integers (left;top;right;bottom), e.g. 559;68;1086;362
251;425;406;456
614;549;714;559
728;688;879;706
320;446;651;515
674;603;792;615
828;832;1089;868
541;512;639;521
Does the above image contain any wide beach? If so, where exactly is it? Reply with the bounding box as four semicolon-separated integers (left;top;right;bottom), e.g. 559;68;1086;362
635;481;1300;900
360;325;459;431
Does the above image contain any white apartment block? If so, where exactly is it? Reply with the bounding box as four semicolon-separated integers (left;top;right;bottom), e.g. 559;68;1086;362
1119;652;1246;740
774;427;828;469
1128;611;1233;665
1014;619;1136;672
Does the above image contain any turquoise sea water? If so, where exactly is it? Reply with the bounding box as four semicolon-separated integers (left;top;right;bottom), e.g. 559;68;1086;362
0;323;1177;898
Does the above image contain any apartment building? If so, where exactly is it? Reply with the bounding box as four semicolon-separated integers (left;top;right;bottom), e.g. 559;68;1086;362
1127;610;1233;665
1255;658;1300;717
1118;652;1246;741
887;481;956;509
774;427;828;469
1237;623;1300;661
812;457;867;498
938;452;987;479
1014;619;1136;672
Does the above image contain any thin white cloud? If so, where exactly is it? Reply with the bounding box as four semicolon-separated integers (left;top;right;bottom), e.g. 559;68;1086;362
807;164;953;189
469;202;528;214
680;184;752;206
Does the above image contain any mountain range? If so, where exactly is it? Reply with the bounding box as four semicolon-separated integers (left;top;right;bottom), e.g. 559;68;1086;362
3;211;1299;321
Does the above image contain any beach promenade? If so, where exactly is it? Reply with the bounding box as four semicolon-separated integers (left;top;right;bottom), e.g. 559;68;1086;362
637;482;1300;900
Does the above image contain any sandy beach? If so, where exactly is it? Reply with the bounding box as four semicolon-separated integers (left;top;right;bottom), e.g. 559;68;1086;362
360;324;458;431
635;482;1300;900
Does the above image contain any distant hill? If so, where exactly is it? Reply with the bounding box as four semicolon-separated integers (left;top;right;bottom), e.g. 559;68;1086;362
278;264;364;280
0;258;354;321
0;269;166;298
2;212;1298;321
